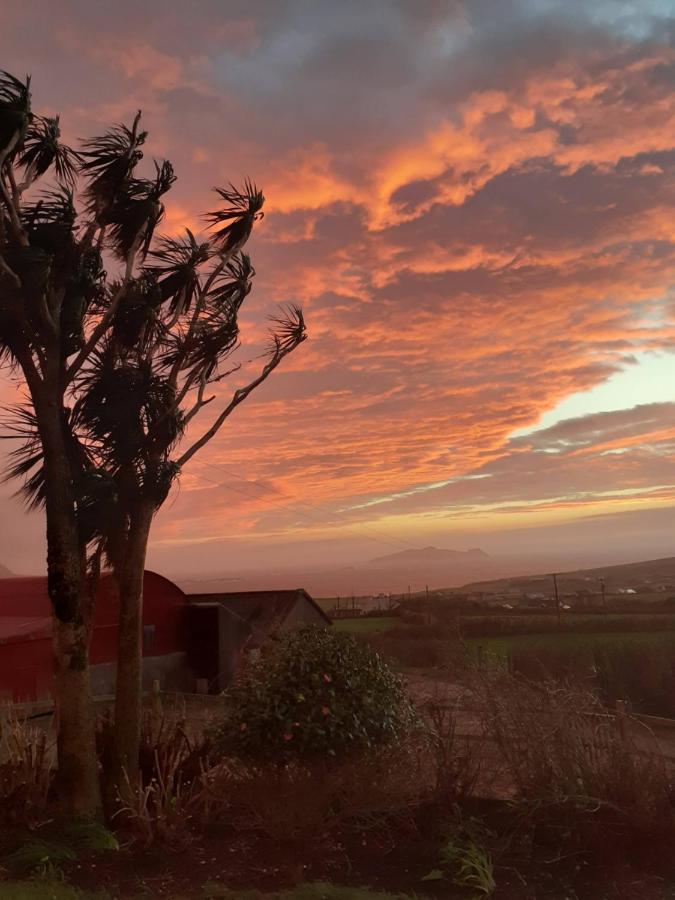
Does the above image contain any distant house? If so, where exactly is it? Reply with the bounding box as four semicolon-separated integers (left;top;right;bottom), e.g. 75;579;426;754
187;588;331;692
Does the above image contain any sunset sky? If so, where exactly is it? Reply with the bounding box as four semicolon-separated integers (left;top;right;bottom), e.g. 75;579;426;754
1;0;674;576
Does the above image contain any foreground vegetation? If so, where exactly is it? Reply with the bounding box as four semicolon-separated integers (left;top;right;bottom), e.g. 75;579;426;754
0;882;417;900
4;629;675;897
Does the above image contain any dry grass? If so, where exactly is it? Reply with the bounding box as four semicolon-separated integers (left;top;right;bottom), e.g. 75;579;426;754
423;698;480;804
474;673;675;852
0;704;54;825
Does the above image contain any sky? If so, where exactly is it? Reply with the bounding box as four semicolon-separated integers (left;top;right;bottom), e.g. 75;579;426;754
0;0;674;576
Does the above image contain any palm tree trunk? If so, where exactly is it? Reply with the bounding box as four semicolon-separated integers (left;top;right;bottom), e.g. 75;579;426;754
40;403;101;818
112;500;154;791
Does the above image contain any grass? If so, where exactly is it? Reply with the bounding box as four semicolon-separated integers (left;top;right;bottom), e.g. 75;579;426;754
0;881;109;900
202;884;414;899
466;629;675;658
332;617;398;634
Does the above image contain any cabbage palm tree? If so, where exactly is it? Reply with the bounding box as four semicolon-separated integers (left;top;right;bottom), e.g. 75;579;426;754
1;70;306;807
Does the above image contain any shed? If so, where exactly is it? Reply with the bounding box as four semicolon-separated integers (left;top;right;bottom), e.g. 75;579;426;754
187;588;331;691
0;571;193;702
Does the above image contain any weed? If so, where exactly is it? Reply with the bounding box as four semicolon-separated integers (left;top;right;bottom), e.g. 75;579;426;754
3;839;77;877
447;840;496;895
423;808;496;895
0;705;54;825
61;821;119;853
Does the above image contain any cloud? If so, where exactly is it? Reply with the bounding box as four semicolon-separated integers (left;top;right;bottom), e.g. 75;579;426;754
1;0;675;570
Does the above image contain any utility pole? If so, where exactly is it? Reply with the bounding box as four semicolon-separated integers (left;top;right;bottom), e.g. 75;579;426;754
550;573;561;627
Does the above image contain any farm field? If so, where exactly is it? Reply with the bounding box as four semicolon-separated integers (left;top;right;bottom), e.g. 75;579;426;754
465;629;675;658
332;616;398;634
457;611;675;637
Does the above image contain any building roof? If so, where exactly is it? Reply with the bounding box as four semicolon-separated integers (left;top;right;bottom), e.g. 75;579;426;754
0;570;186;643
188;588;331;639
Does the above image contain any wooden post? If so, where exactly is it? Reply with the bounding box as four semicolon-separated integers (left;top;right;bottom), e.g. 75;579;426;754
151;678;161;715
550;573;561;627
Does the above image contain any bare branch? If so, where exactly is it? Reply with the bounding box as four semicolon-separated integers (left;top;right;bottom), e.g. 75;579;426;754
182;372;215;427
175;340;303;468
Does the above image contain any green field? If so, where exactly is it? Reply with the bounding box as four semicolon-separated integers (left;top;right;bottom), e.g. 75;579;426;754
332;616;398;634
466;629;675;658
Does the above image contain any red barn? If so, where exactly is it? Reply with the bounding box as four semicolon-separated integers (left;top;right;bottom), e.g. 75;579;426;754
0;571;193;702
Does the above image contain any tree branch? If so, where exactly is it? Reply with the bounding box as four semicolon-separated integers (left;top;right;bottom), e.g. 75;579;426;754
181;371;215;427
65;238;141;384
175;341;301;468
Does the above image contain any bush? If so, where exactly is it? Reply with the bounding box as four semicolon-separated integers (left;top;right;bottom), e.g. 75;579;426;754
594;642;675;717
475;674;675;851
213;627;414;762
504;640;675;717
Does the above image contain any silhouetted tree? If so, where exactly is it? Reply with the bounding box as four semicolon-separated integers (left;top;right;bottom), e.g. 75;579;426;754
0;70;306;807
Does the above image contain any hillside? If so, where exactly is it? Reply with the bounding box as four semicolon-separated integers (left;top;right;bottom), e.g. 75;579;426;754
456;556;675;597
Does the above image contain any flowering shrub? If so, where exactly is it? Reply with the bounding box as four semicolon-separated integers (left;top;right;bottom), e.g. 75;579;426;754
213;627;415;761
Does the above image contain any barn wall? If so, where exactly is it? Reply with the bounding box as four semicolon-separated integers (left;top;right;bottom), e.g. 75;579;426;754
0;637;53;702
90;652;194;696
0;571;193;702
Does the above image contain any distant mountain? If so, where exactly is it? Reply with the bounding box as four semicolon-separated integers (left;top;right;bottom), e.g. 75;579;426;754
367;546;488;569
0;564;14;578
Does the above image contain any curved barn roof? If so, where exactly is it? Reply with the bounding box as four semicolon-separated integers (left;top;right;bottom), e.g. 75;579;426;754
0;570;186;644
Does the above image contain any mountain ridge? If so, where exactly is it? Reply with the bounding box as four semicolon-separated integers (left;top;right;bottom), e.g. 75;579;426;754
367;546;488;568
